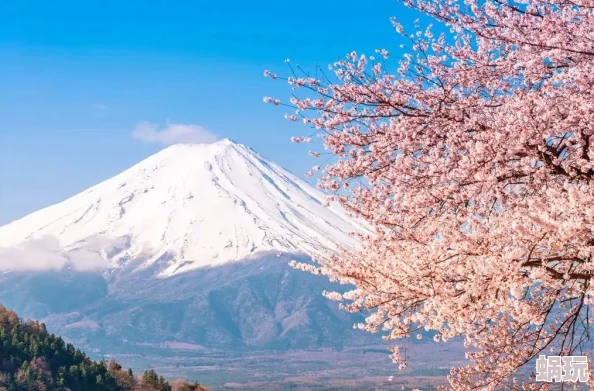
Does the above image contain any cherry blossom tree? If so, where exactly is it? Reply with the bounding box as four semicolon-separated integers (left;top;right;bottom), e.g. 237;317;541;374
264;0;594;389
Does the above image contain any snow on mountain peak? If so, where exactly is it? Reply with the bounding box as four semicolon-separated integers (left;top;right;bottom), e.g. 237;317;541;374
0;140;365;276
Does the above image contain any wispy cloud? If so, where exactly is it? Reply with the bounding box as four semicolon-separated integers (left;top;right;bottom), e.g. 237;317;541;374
132;121;218;145
0;236;108;272
91;103;110;110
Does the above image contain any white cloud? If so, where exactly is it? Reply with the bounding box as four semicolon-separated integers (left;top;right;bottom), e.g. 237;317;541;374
0;236;108;272
132;121;218;145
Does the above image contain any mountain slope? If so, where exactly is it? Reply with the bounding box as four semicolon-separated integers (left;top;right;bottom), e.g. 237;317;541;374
0;254;369;352
0;139;365;277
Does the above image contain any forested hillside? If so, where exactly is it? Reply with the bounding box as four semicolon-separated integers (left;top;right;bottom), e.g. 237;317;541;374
0;304;207;391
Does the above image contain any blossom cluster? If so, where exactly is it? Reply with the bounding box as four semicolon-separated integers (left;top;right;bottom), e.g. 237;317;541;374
266;0;594;388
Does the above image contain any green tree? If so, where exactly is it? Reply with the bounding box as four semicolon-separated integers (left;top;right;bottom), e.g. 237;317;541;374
0;303;206;391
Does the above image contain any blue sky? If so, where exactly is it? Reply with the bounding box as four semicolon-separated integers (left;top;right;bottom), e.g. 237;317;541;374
0;0;419;225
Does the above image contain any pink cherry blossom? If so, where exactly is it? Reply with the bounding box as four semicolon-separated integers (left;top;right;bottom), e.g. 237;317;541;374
265;0;594;388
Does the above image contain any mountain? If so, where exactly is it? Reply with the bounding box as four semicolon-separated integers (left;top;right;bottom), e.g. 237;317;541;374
0;139;365;277
0;140;404;389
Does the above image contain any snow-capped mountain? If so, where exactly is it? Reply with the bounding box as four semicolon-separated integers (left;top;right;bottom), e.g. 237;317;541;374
0;140;393;387
0;139;364;277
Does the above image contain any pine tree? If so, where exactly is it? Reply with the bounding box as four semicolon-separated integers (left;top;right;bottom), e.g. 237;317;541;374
0;304;209;391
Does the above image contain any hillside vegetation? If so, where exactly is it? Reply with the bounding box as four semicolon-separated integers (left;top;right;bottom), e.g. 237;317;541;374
0;304;207;391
